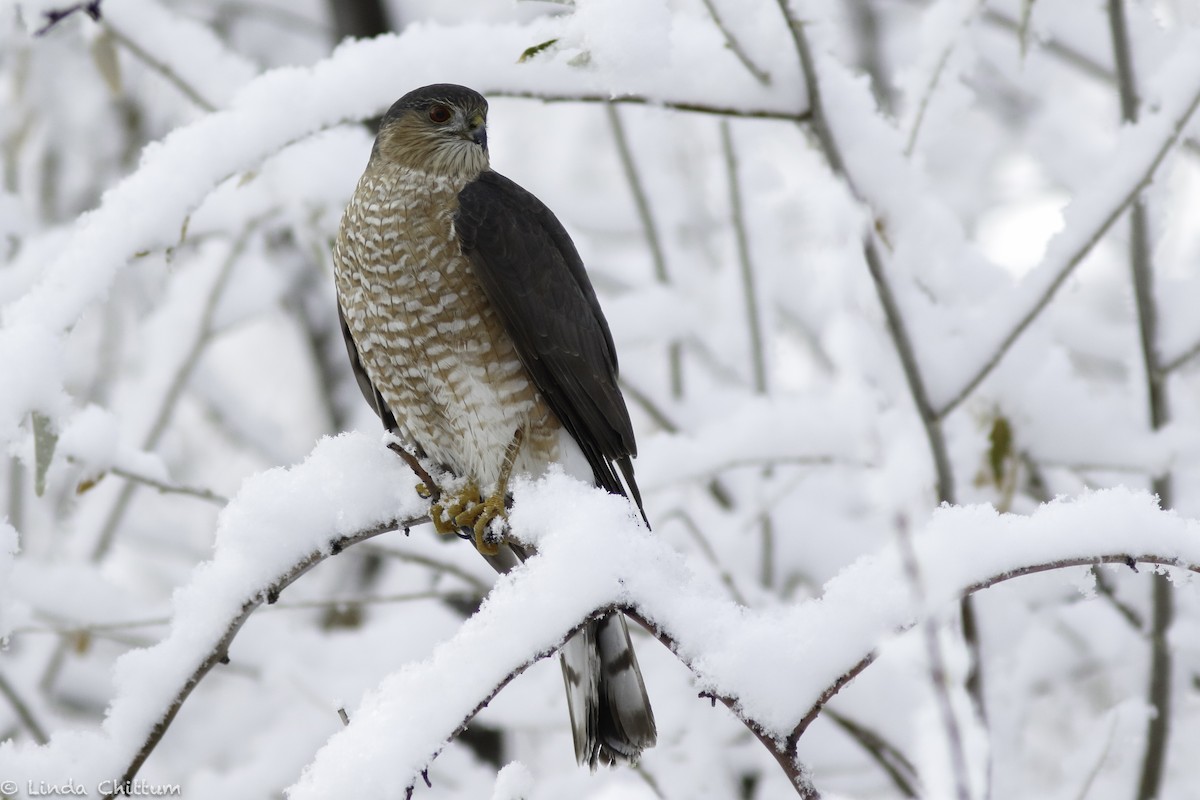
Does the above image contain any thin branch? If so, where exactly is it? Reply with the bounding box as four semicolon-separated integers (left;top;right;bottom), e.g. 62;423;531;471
722;121;769;399
903;1;985;156
933;78;1200;418
625;608;823;799
618;376;736;509
266;589;478;612
106;464;227;505
103;21;218;112
1161;338;1200;374
775;1;955;506
824;709;920;798
359;544;491;594
896;516;971;800
1091;566;1144;631
1106;3;1175;797
606;103;683;398
33;0;101;36
493;91;809;123
657;507;749;605
700;0;771;85
0;670;49;744
105;512;427;797
721;119;775;587
775;3;977;709
90;221;264;561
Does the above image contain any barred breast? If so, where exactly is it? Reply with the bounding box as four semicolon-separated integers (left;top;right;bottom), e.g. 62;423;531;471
333;164;560;489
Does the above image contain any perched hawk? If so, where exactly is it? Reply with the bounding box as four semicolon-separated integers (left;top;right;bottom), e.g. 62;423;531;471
333;84;656;767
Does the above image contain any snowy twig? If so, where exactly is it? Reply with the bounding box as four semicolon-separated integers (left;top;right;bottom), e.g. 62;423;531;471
895;516;971;800
107;510;427;797
32;1;102;36
494;91;808;122
775;3;977;707
699;0;771;85
103;21;217;111
387;441;439;503
74;461;228;506
1091;567;1144;631
904;1;984;157
721;119;775;586
0;670;48;745
824;709;919;798
624;607;823;799
89;220;265;561
933;42;1200;418
721;121;769;400
775;0;956;507
1105;4;1175;798
359;544;491;594
606;104;682;397
657;508;749;605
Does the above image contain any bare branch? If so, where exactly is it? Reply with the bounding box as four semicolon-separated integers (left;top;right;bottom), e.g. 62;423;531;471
933;61;1200;418
896;516;971;800
1103;5;1175;798
359;544;490;594
824;709;919;798
33;1;102;36
89;219;267;561
0;670;48;744
699;0;772;85
103;21;217;111
606;103;683;397
721;119;776;587
493;91;808;123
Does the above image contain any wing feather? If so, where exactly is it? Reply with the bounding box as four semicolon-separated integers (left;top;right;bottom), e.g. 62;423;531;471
455;171;645;522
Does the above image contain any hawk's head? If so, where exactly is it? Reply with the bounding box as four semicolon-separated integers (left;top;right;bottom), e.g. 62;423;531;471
373;84;490;178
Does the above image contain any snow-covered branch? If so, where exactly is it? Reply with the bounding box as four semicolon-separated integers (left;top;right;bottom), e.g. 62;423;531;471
289;462;1200;798
0;434;425;790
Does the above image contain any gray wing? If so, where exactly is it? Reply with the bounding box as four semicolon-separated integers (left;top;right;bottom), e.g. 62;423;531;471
338;304;398;433
455;170;646;522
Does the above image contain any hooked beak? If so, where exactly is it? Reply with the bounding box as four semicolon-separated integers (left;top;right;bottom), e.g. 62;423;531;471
465;113;487;150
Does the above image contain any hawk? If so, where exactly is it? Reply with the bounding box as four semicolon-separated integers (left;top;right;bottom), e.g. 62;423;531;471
333;84;657;768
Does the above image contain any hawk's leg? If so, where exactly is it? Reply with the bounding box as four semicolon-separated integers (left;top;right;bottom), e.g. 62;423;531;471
451;428;525;555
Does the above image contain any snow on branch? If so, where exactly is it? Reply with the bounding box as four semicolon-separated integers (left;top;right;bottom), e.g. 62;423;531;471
936;29;1200;414
0;433;425;790
0;10;797;443
290;470;1200;798
3;429;1198;797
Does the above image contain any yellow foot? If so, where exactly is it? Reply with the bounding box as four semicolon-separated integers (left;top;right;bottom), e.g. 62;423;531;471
430;482;479;537
452;493;509;556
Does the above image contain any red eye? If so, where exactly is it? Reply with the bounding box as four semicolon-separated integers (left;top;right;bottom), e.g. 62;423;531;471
428;104;451;123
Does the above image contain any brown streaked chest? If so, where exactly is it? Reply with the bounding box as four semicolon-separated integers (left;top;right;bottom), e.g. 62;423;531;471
332;165;559;486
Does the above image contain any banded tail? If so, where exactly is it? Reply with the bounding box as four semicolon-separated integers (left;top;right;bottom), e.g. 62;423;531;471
560;612;657;768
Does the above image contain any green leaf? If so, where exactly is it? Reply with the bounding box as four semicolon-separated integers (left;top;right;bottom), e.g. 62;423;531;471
518;38;558;63
32;411;57;497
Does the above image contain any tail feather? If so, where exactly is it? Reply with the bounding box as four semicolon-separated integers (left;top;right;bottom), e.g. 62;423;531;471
560;613;657;768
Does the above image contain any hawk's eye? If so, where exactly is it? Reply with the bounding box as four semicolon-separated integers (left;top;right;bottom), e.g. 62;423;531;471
428;104;452;124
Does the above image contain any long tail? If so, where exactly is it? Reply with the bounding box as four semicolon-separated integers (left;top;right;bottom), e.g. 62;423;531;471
560;612;657;768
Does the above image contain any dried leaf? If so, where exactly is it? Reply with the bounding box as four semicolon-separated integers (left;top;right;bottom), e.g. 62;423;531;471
987;415;1013;486
518;38;558;63
32;411;57;497
90;28;121;94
